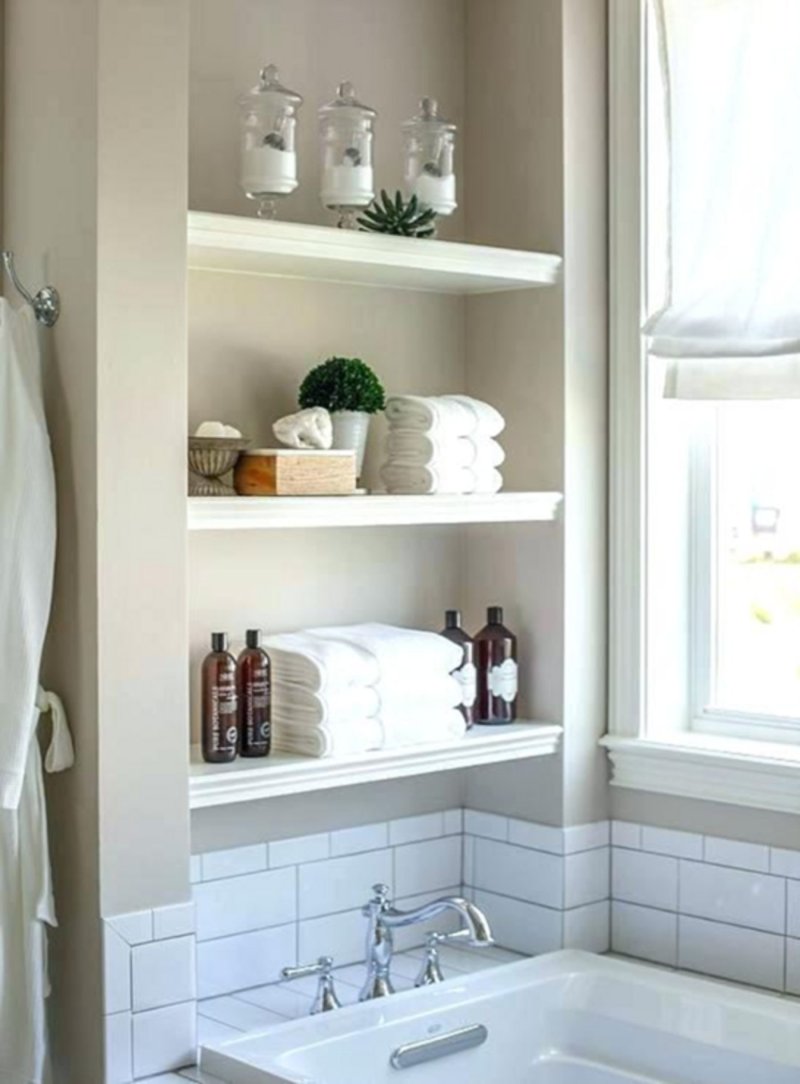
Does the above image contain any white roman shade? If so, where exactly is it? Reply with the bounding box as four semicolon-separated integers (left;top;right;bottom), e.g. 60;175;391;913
646;0;800;398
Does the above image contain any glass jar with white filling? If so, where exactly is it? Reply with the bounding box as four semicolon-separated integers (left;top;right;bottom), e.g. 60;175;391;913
319;81;376;228
402;97;457;217
238;64;302;219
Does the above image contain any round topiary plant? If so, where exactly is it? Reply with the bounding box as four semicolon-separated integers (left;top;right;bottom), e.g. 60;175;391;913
299;357;386;415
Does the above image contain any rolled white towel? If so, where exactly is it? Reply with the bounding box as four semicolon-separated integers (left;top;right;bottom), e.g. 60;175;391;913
274;718;383;758
272;682;381;727
306;623;464;689
380;462;503;495
263;631;379;693
384;395;505;439
380;462;474;495
385;430;505;469
379;706;467;749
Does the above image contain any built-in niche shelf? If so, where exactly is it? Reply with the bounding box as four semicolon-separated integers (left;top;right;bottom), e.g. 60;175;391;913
187;212;563;295
189;721;562;808
188;492;563;531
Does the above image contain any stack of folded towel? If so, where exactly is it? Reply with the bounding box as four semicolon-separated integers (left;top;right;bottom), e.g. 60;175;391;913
263;623;466;757
381;394;506;495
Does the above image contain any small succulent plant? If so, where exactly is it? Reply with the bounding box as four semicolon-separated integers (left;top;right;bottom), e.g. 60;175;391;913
357;189;438;238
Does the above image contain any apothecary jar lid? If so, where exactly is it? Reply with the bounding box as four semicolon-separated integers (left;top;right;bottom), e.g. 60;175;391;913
239;63;303;108
402;97;456;134
319;81;377;120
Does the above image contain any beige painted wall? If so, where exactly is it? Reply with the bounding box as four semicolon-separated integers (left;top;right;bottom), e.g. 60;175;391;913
4;1;103;1077
189;0;466;240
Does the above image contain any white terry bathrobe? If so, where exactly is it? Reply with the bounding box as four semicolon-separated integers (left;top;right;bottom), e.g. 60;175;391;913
0;298;74;1084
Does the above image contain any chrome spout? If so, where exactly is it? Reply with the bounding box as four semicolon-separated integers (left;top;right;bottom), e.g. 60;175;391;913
359;884;493;1001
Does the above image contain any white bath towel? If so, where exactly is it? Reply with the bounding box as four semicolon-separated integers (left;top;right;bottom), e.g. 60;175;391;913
273;718;384;758
263;631;380;693
272;682;381;727
385;430;506;470
378;705;467;748
381;463;503;496
384;395;505;439
306;623;464;691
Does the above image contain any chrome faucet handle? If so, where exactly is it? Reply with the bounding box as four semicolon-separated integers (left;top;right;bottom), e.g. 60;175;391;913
281;956;341;1014
370;883;392;906
440;926;495;949
414;932;446;987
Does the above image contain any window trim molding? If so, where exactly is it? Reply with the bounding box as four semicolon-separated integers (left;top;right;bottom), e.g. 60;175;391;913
605;0;800;808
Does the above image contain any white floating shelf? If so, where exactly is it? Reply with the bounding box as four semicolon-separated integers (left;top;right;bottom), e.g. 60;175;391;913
188;492;562;532
189;721;562;808
188;212;562;295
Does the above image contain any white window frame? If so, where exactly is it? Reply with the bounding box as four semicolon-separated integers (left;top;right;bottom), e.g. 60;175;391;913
602;0;800;813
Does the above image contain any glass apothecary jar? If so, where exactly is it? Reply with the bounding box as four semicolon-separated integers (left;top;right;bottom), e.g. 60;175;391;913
402;97;457;216
238;64;302;219
319;82;376;228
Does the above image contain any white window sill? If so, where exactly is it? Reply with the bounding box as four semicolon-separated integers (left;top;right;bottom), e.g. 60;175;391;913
601;733;800;814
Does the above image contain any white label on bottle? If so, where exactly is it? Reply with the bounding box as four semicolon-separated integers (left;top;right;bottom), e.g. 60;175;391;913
454;661;478;708
489;659;518;703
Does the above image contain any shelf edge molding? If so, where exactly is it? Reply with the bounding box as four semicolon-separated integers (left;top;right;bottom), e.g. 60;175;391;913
189;721;562;808
187;212;562;295
187;492;563;531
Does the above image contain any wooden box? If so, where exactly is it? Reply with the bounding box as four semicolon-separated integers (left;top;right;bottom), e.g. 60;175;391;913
234;448;356;496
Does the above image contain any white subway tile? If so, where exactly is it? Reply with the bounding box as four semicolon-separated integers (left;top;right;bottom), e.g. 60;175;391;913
770;847;800;880
194;867;296;941
563;821;610;854
462;836;476;887
786;938;800;996
196;924;295;999
131;1001;196;1079
507;819;563;854
472;889;562;956
640;826;703;860
787;879;800;938
464;810;508;842
153;903;195;941
703;836;770;872
176;1066;229;1084
564;848;609;909
389;812;445;846
395;837;462;898
678;915;784;991
611;821;642;849
329;822;388;857
198;996;285;1031
105;1012;133;1084
563;901;610;953
392;886;462;952
298;909;365;967
235;984;311;1020
108;910;153;946
200;845;268;882
298;849;392;920
473;838;563;909
197;1013;244;1045
443;809;464;836
612;849;678;911
269;833;330;868
678;859;785;934
611;901;677;966
189;856;202;885
104;925;132;1014
132;936;196;1013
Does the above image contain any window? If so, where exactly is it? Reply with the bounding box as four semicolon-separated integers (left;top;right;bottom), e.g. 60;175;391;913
605;0;800;810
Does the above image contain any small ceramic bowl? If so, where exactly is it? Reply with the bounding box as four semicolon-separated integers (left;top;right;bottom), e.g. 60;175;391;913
188;437;250;496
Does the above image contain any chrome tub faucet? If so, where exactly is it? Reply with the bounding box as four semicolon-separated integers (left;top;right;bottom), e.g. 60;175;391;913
359;883;493;1001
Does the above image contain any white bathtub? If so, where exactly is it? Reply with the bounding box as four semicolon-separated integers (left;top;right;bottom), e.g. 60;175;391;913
200;950;800;1083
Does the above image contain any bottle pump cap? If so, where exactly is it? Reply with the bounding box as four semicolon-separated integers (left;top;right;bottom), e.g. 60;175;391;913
211;632;228;652
444;609;461;629
246;629;262;649
487;606;503;625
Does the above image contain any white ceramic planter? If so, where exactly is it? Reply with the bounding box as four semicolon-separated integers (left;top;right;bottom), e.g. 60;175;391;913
331;410;370;479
